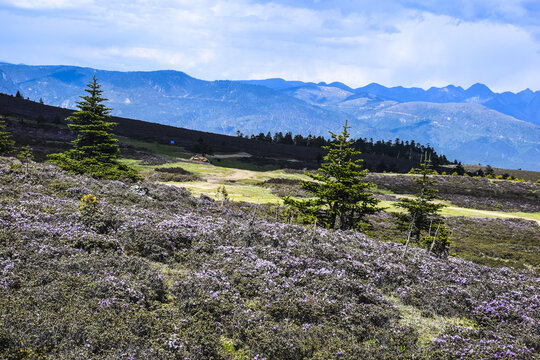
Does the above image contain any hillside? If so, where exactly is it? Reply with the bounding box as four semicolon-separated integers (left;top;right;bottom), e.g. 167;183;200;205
1;158;539;359
1;63;539;170
0;93;430;173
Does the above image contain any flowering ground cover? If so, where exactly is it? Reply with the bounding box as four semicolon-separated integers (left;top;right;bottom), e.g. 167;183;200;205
0;157;538;359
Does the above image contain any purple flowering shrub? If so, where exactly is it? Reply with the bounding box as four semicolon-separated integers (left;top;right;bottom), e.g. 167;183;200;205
0;157;538;359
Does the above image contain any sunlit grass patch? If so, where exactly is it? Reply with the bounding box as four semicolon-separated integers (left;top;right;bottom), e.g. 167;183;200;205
387;296;477;343
508;211;540;222
169;181;282;204
220;337;249;359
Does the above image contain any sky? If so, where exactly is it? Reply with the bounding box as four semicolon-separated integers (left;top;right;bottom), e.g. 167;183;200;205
1;0;539;92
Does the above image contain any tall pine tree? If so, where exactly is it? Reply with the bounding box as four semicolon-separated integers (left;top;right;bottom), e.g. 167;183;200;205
284;120;380;230
49;76;138;180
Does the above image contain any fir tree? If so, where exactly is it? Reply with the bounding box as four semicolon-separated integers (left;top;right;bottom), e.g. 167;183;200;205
67;76;119;162
395;154;447;255
284;120;380;230
49;76;138;180
17;146;34;174
454;162;465;175
0;117;16;155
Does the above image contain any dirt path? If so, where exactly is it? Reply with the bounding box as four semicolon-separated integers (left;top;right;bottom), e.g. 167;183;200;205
203;168;258;183
211;152;252;159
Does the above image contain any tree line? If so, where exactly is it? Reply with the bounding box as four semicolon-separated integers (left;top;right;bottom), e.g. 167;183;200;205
238;130;452;166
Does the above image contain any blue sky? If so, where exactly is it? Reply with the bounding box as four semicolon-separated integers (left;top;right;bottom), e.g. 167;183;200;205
1;0;539;92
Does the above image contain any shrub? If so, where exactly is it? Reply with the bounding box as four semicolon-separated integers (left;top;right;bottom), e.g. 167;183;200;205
78;193;118;234
217;185;229;202
17;145;34;173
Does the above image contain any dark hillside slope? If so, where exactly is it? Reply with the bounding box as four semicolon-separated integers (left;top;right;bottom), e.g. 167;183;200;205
0;93;421;171
0;93;321;161
0;158;538;359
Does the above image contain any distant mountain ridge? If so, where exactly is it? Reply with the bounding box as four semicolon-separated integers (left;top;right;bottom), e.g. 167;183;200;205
0;62;539;170
240;79;540;126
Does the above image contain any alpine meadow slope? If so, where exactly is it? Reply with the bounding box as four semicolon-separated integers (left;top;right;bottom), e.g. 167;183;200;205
1;62;539;170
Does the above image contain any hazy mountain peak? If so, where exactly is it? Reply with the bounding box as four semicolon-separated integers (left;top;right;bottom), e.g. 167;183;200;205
467;83;493;95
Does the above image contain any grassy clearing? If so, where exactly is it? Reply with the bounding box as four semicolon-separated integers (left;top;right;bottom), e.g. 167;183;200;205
123;158;540;224
169;181;282;204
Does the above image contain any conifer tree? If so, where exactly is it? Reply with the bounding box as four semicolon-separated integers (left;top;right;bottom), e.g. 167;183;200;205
67;76;118;161
17;146;34;173
0;117;16;155
395;154;447;254
284;120;380;230
49;76;138;180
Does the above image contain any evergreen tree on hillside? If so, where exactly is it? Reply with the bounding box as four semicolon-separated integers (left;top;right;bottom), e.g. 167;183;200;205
0;117;16;155
49;76;138;180
395;154;448;256
284;120;380;230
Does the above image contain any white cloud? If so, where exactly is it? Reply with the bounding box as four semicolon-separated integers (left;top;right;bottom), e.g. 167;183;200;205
0;0;92;9
0;0;538;91
99;47;216;68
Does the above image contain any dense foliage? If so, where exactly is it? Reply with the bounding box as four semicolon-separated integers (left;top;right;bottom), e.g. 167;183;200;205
48;77;138;180
284;121;380;230
241;130;451;166
1;157;538;359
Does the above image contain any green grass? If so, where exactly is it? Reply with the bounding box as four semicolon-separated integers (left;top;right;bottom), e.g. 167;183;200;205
169;181;282;204
122;156;540;225
508;211;540;222
117;136;191;158
387;296;477;343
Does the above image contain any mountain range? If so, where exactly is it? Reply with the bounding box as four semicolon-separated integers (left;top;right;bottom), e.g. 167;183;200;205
0;62;539;170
